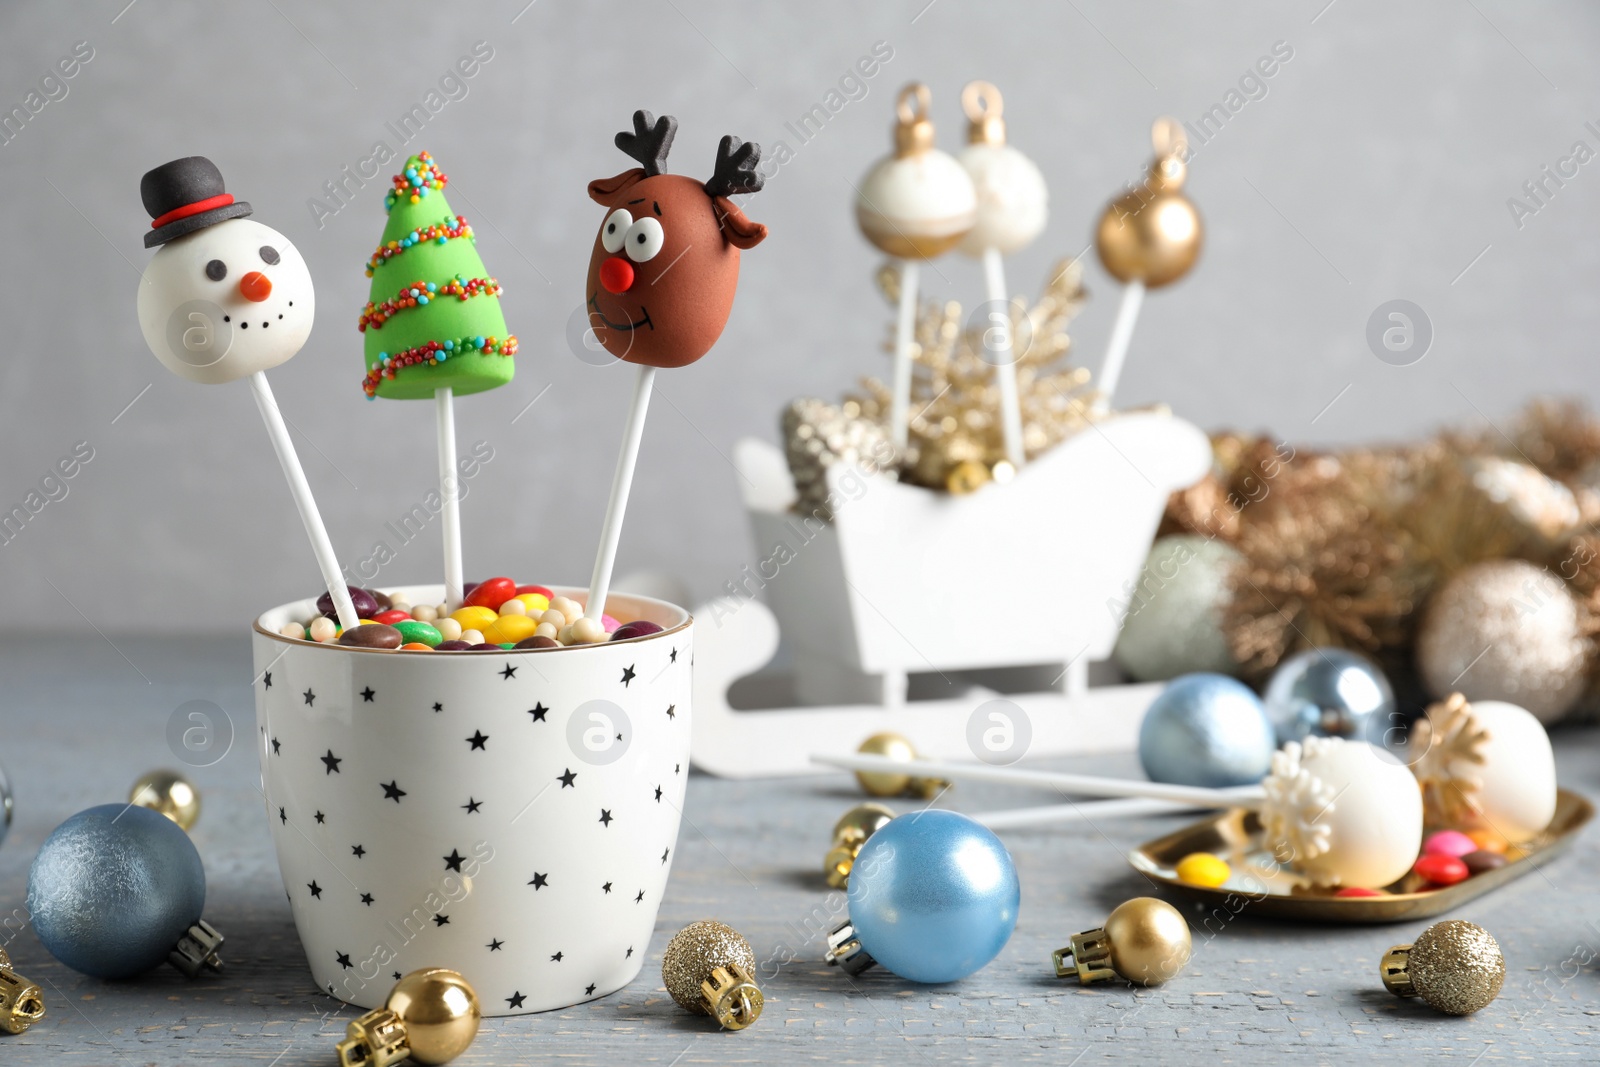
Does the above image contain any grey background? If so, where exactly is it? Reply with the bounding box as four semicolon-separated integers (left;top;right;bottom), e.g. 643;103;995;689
3;0;1598;633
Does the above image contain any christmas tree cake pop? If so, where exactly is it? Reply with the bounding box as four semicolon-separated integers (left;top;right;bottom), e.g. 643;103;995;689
360;152;517;400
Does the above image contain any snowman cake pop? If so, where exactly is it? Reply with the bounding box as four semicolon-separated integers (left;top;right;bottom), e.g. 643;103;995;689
135;157;357;630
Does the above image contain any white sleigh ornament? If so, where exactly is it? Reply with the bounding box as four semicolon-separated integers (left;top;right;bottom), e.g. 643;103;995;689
691;410;1212;777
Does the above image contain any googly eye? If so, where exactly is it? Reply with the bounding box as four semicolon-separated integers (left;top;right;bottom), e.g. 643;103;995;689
601;209;633;254
205;259;227;281
259;246;281;265
623;216;664;263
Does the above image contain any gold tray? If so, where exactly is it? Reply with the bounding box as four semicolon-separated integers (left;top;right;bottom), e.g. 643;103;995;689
1128;787;1593;923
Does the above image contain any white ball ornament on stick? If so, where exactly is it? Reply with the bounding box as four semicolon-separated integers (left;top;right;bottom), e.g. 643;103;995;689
856;83;975;451
1411;694;1558;845
956;81;1048;468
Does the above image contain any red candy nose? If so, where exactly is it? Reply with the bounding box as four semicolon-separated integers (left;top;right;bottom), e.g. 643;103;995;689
239;271;273;302
599;256;634;294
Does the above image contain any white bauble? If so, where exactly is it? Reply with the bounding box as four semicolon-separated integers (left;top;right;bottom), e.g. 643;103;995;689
856;150;976;260
137;218;315;385
957;142;1048;256
1260;737;1422;888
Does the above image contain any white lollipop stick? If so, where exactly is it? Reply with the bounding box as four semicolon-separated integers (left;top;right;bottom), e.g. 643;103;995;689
435;387;464;612
1096;279;1145;411
975;789;1263;831
982;247;1025;467
247;372;359;632
586;365;657;623
811;751;1263;809
889;259;920;451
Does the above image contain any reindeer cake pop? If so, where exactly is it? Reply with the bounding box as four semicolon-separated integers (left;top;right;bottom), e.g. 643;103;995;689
136;156;357;631
580;112;767;634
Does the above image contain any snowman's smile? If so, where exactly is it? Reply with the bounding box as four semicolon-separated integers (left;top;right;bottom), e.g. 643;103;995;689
222;297;297;332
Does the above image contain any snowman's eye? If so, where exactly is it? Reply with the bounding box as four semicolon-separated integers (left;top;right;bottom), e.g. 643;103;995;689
259;246;280;265
205;259;227;281
601;209;633;254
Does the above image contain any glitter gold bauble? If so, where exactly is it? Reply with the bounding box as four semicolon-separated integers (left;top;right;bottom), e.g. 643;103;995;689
129;769;201;831
853;733;948;798
661;920;763;1030
1053;897;1191;986
1462;456;1580;544
1096;118;1202;288
825;802;897;888
1416;559;1588;724
338;968;480;1067
1381;920;1504;1015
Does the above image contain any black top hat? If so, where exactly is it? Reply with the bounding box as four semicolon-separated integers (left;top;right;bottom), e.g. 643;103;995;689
140;156;252;248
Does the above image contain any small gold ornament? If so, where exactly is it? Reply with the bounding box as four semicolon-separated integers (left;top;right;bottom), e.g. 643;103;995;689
824;802;896;888
1410;693;1490;828
337;968;481;1067
1095;118;1202;288
853;733;949;799
945;458;991;494
130;769;201;831
1381;920;1504;1015
0;946;44;1035
661;920;764;1030
1053;897;1191;986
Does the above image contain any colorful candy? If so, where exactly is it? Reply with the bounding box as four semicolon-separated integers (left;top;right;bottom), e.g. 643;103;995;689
338;623;404;649
1333;886;1388;898
1174;852;1230;888
1412;854;1469;887
1422;830;1478;858
1462;850;1508;875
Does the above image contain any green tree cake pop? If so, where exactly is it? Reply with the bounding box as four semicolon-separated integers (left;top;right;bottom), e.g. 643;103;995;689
359;152;518;610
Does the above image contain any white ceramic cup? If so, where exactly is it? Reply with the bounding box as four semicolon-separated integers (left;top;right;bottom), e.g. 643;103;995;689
252;585;692;1015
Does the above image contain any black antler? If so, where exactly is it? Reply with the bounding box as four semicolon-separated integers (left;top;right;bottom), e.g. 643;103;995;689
704;135;764;198
615;110;677;176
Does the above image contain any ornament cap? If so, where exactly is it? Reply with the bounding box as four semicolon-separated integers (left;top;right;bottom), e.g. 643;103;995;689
702;963;764;1030
0;962;45;1035
893;83;937;157
1053;928;1118;984
168;918;224;978
337;1007;409;1067
962;81;1007;146
824;841;863;889
1148;117;1188;190
825;920;878;975
1380;944;1416;998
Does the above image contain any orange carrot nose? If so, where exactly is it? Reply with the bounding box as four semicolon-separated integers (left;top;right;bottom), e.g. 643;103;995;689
599;256;634;294
239;271;272;302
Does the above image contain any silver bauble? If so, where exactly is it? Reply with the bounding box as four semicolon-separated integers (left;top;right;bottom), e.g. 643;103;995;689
1114;535;1243;682
1263;648;1396;746
0;760;10;849
1137;673;1275;788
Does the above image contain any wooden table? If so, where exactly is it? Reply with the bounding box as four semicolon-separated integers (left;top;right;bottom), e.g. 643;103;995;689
1;636;1597;1063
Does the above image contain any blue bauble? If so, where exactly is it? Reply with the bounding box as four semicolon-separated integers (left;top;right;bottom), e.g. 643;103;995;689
847;810;1019;983
27;804;207;979
1138;673;1275;787
1263;648;1395;746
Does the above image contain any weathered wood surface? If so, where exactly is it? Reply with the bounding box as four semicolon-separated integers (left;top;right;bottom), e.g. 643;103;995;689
1;636;1597;1063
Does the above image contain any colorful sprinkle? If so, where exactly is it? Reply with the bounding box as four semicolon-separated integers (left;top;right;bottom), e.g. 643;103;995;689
361;335;518;397
358;275;503;332
383;152;447;213
364;215;475;276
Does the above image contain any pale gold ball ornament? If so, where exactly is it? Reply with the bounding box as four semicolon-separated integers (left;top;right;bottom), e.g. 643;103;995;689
824;802;897;888
1416;559;1589;725
956;81;1049;257
661;920;764;1030
1381;920;1505;1015
853;732;949;798
336;968;481;1067
129;769;201;831
856;83;976;259
1095;118;1202;288
1053;897;1192;986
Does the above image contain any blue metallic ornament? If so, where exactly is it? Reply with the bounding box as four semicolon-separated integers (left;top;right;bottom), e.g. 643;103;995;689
1138;673;1275;788
827;810;1019;983
1263;648;1396;747
27;804;219;979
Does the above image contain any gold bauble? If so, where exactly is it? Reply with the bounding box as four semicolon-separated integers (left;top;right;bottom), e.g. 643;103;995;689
1096;118;1202;288
1381;920;1504;1015
129;769;201;831
853;732;917;796
388;968;481;1063
661;920;763;1030
825;802;897;888
1101;897;1193;986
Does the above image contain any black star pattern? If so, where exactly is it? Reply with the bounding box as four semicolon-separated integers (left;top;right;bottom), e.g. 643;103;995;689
665;704;676;720
382;781;407;803
432;701;443;713
599;809;613;827
433;914;450;927
675;763;681;775
271;737;281;755
264;671;273;688
360;893;374;906
550;951;563;962
352;844;366;858
528;702;548;723
488;939;504;952
529;872;549;890
360;686;375;702
634;889;645;903
662;847;670;864
444;849;466;873
303;688;316;706
557;768;577;788
463;798;483;814
337;952;353;969
620;664;636;686
500;663;517;680
314;811;326;824
466;730;489;751
321;750;342;775
506;992;526;1009
585;983;597;996
308;880;323;899
670;647;678;663
278;806;287;825
626;946;634;958
654;785;663;802
393;971;403;982
602;882;613;894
